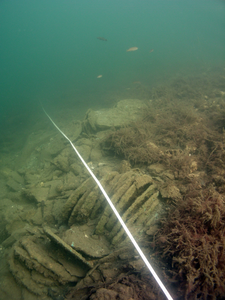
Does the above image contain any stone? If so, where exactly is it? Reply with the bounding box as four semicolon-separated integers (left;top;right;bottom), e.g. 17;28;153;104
82;99;147;133
62;225;110;258
6;179;22;192
44;227;93;269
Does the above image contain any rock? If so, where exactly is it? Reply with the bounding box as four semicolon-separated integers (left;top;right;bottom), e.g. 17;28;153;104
82;99;147;133
0;268;24;300
8;234;85;298
62;225;110;258
6;179;22;192
118;160;131;173
16;130;53;169
2;226;31;248
46;136;66;157
74;139;92;161
31;200;55;225
160;184;182;202
90;146;102;162
147;164;165;176
61;172;80;191
0;168;24;184
76;145;91;161
22;187;49;203
47;180;63;199
70;163;83;176
53;154;70;173
44;227;93;269
4;204;28;235
10;171;24;185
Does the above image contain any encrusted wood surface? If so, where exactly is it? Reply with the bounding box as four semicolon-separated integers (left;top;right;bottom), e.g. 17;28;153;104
60;170;162;245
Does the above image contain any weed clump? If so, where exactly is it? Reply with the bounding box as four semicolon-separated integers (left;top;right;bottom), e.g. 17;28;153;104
102;123;164;165
153;187;225;300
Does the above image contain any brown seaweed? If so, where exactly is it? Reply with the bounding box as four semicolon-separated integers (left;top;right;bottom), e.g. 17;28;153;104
153;187;225;300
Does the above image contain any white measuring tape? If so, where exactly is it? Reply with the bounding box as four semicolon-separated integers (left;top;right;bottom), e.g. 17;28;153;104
42;105;173;300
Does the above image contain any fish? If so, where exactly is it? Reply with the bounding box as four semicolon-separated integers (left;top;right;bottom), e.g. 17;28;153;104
149;49;154;53
97;75;102;78
97;37;107;41
126;47;138;52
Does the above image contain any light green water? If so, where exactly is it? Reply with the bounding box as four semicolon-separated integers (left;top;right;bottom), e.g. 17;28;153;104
0;1;224;298
0;0;224;130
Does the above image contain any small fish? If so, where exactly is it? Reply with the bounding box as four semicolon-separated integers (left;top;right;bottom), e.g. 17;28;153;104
149;49;154;53
97;37;107;41
126;47;138;52
97;75;102;78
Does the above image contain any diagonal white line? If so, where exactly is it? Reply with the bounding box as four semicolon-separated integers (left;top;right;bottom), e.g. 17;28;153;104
42;104;174;300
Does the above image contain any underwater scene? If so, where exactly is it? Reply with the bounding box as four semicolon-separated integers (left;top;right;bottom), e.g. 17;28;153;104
0;0;225;299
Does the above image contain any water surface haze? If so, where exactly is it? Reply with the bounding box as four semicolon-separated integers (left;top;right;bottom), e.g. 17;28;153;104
0;0;224;139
